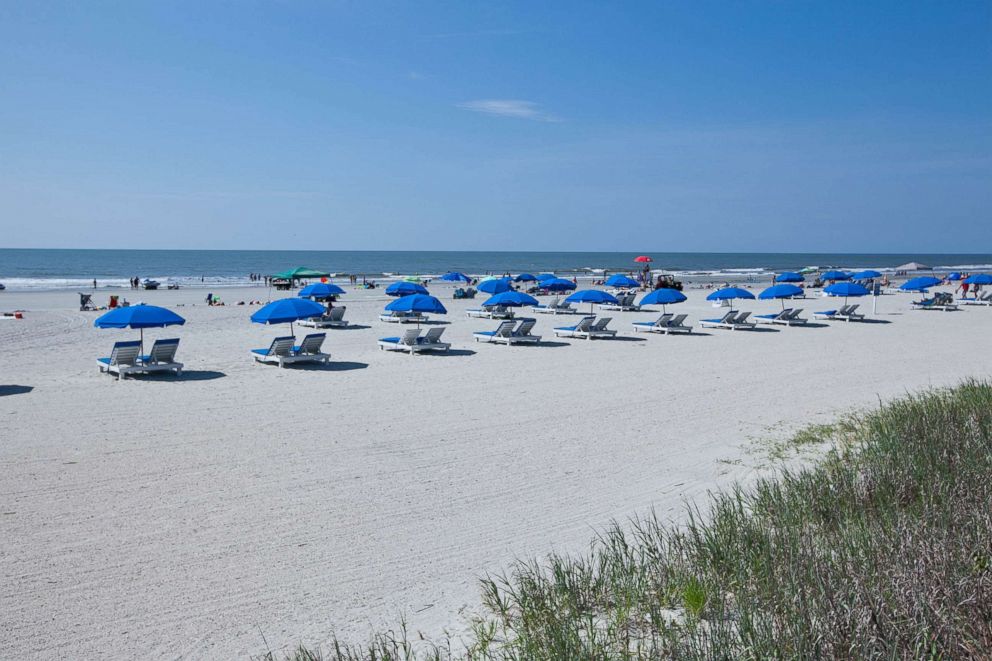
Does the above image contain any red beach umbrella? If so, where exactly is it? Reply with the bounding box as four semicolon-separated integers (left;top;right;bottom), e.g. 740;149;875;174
634;255;653;263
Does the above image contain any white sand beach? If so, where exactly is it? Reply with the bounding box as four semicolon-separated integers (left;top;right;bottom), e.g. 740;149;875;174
1;283;989;658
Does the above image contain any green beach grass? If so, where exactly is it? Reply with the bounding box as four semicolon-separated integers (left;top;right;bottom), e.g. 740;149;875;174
271;380;992;660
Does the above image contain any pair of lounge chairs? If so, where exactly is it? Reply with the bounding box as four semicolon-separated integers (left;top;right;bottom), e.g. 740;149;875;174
379;310;428;324
700;311;757;330
298;307;348;328
755;308;808;326
813;304;865;322
553;316;617;339
251;333;330;367
632;313;692;334
378;327;451;354
465;304;515;319
474;318;542;344
530;298;575;315
599;292;640;311
97;339;183;380
912;294;958;311
957;292;992;306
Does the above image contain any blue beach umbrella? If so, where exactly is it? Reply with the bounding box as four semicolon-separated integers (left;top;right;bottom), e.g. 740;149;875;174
541;278;577;292
439;271;472;283
963;274;992;285
820;270;851;282
95;304;186;352
639;288;687;312
706;287;755;311
759;284;803;309
252;298;325;334
536;273;556;282
824;282;869;304
514;273;537;282
384;294;447;327
481;291;539;308
605;274;640;288
900;276;942;292
849;270;882;281
298;282;345;300
477;278;513;294
947;272;962;281
565;289;619;313
386;281;429;297
775;272;804;283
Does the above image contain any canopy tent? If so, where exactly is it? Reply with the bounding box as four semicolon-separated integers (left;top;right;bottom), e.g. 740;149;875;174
270;267;331;280
895;262;929;272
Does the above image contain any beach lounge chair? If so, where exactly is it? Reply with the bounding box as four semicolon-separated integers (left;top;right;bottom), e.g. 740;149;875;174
553;315;595;339
531;297;575;315
912;294;958;311
599;293;640;311
699;311;738;330
378;328;451;354
97;340;143;380
79;293;97;311
756;308;793;324
474;318;542;345
465;305;515;319
663;313;693;334
379;310;427;324
137;338;183;376
299;306;348;328
774;308;808;326
815;304;861;321
252;334;330;367
632;313;673;333
509;318;542;343
474;320;516;343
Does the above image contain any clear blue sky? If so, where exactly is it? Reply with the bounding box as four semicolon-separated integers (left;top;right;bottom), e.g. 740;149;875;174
1;1;989;252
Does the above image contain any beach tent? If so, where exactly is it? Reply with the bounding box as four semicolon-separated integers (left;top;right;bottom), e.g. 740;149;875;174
477;278;513;294
565;289;619;313
639;288;686;313
95;304;185;352
605;274;640;288
775;272;804;283
895;262;929;272
386;281;429;297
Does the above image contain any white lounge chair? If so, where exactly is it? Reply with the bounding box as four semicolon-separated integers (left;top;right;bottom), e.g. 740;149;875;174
814;304;863;321
252;334;330;367
465;305;515;319
632;313;673;333
97;340;143;380
137;338;184;376
509;318;542;343
755;308;793;324
599;292;640;311
379;327;451;354
299;306;348;328
774;308;808;326
912;296;958;312
663;313;693;334
701;311;756;330
474;320;516;343
553;315;595;339
531;297;576;315
379;310;428;324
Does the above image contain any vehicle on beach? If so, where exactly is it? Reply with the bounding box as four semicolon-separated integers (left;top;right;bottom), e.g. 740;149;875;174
0;283;5;291
142;279;160;290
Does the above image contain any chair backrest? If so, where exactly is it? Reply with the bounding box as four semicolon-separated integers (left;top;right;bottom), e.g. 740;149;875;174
734;311;751;324
777;308;793;318
669;314;688;327
547;296;561;309
837;304;852;316
328;307;345;321
269;336;296;356
573;316;595;332
718;311;736;323
655;313;674;327
422;327;445;344
297;333;326;355
148;338;180;363
400;328;421;345
591;317;612;331
846;304;860;314
109;341;142;366
788;308;804;319
515;319;537;336
493;320;516;337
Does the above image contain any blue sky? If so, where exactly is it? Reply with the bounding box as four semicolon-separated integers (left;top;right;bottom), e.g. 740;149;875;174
0;1;989;252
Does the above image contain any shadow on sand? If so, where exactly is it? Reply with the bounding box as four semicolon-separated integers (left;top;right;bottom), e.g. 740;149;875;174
0;385;34;397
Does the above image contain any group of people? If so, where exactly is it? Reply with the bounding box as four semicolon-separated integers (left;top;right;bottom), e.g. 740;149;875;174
128;276;142;289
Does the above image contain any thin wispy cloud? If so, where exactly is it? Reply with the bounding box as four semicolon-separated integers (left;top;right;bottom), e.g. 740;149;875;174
457;99;560;122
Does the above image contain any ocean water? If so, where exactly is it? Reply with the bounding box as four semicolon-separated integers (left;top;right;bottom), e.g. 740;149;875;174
0;249;989;291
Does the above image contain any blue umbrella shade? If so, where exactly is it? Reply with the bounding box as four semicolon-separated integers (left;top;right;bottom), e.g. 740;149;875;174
824;282;869;297
384;294;448;314
775;272;805;283
900;276;942;292
481;291;539;308
536;273;556;281
95;304;186;329
947;272;962;281
639;288;687;306
706;287;756;301
298;283;345;299
820;270;851;281
541;278;577;292
964;273;992;285
514;273;537;282
477;278;513;294
251;298;326;325
439;272;471;282
386;281;429;297
564;289;619;305
849;270;882;280
605;274;640;288
759;284;803;300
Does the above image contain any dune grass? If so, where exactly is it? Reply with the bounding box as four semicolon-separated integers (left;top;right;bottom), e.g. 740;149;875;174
272;380;992;660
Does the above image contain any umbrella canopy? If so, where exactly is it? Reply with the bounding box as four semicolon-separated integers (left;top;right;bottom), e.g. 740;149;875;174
514;273;537;282
481;291;539;308
384;294;447;314
900;276;942;292
639;288;687;306
536;273;556;281
775;272;804;283
298;282;345;299
477;278;513;294
849;270;882;280
541;278;577;292
438;272;471;282
634;255;653;263
820;270;850;281
706;287;755;302
605;274;640;288
824;282;869;298
386;281;429;297
565;289;619;305
963;273;992;285
251;298;325;325
896;262;929;271
95;304;186;329
759;284;803;300
271;267;330;280
947;272;962;281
